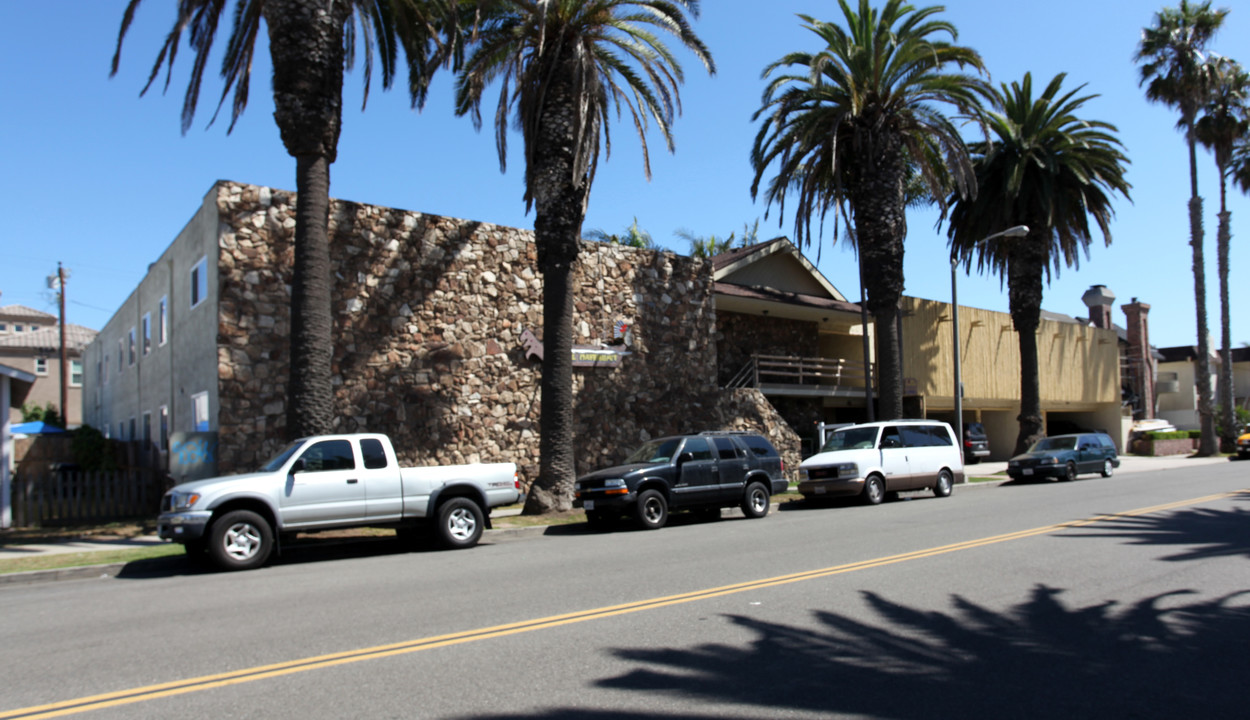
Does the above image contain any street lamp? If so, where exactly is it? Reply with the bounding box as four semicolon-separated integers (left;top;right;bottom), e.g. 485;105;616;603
951;225;1029;463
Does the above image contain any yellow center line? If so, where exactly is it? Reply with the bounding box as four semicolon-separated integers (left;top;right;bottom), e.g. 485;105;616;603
4;489;1243;720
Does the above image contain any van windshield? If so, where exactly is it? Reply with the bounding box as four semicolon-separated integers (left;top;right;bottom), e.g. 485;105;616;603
820;427;879;452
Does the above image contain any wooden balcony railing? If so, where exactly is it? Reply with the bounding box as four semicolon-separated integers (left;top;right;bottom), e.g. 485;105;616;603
725;353;875;395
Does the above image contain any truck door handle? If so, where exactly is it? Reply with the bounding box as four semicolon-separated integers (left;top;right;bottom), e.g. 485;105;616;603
346;478;359;484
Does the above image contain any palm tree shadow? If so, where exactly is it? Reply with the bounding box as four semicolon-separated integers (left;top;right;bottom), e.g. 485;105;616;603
464;585;1250;719
1065;493;1250;561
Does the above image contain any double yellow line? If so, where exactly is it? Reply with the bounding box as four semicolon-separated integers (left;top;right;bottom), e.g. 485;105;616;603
4;490;1241;719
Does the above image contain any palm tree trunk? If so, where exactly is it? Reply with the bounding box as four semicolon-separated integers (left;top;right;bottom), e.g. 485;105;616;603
1008;243;1046;455
1216;187;1235;453
851;139;907;420
523;60;587;514
1188;194;1217;456
264;0;350;439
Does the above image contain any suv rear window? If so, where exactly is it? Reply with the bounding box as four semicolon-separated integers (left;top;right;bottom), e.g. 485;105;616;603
738;434;779;457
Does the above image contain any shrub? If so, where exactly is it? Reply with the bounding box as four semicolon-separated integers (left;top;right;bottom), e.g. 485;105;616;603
1146;431;1194;441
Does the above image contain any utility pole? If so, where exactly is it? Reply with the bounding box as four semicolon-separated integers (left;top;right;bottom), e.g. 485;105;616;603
48;264;69;425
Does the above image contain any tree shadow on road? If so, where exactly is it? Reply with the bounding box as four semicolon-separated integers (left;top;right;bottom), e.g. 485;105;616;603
464;584;1250;719
1063;491;1250;562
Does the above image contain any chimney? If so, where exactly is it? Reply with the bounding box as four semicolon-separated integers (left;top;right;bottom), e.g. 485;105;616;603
1082;284;1116;330
1122;298;1155;419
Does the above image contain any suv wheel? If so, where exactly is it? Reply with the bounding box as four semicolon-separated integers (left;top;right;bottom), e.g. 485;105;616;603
1100;459;1114;478
635;489;668;530
740;482;770;519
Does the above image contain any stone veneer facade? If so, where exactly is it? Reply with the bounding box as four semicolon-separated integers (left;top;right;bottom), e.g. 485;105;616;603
211;182;799;484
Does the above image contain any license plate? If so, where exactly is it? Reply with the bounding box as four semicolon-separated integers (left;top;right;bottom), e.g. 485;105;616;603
1022;469;1033;476
584;500;595;510
814;486;826;494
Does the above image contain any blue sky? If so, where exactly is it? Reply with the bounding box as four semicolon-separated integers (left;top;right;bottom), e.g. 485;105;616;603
2;0;1248;352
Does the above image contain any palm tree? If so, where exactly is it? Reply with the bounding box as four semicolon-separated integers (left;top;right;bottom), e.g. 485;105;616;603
1194;56;1249;452
676;220;761;258
1135;0;1228;456
112;0;463;440
584;217;657;249
454;0;714;513
750;0;988;420
947;73;1131;455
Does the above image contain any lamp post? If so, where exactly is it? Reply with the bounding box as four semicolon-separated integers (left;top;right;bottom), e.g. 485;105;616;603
952;225;1029;462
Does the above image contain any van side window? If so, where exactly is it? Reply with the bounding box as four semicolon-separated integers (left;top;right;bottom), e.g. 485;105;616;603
926;426;953;446
900;426;932;448
880;427;903;449
360;438;389;469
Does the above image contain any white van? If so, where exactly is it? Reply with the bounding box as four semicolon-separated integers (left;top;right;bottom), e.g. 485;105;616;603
798;420;964;505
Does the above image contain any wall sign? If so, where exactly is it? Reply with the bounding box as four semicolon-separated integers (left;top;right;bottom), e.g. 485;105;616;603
519;327;631;369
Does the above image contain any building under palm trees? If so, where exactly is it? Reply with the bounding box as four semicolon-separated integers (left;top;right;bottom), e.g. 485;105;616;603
84;181;1142;488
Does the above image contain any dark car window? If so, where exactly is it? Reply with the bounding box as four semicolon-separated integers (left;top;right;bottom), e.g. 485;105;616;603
926;426;954;446
360;438;389;469
1032;437;1076;452
713;437;740;460
1097;434;1116;450
739;435;779;457
626;438;682;464
900;426;932;448
881;427;903;449
298;439;356;472
682;437;714;461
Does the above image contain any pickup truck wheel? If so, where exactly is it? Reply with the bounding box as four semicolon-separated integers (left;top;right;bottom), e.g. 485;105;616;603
740;482;770;519
635;489;668;530
436;498;484;549
207;510;273;571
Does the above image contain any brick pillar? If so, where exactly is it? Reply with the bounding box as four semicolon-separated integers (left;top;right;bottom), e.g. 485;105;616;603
1122;299;1154;419
1082;285;1116;329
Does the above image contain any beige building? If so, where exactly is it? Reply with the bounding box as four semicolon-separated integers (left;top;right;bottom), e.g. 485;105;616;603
0;305;95;426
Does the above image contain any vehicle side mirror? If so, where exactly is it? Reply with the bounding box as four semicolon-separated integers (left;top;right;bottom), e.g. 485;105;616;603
677;452;694;465
290;458;305;474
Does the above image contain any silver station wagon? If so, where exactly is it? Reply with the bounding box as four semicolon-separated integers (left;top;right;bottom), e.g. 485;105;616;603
798;420;965;505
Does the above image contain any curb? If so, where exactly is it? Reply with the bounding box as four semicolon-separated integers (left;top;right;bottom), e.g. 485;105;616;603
0;563;127;587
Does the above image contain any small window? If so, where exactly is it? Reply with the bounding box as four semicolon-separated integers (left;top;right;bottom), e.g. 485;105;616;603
713;437;740;460
298;440;357;472
681;437;714;461
142;313;152;355
70;359;83;387
0;322;8;333
926;426;954;446
900;426;933;448
104;354;110;384
360;438;389;469
190;257;208;309
142;411;152;445
117;422;124;440
129;417;136;441
158;296;168;345
128;328;136;366
117;339;124;373
191;391;210;432
30;324;39;332
34;357;49;375
159;406;169;449
14;324;24;333
880;427;904;449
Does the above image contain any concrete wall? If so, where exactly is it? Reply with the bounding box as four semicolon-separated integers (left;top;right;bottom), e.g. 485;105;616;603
85;189;221;444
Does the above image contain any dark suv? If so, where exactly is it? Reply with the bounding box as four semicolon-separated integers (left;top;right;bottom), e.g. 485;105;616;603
962;423;990;464
573;432;788;530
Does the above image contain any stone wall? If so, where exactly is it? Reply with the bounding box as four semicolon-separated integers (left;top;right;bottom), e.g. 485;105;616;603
211;182;800;484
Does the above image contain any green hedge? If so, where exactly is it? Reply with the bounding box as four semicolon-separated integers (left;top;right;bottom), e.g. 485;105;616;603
1146;430;1198;441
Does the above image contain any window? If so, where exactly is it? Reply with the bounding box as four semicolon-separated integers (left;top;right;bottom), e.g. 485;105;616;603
159;406;169;449
128;328;136;366
681;437;714;461
713;437;740;460
739;435;780;457
0;322;7;333
129;417;136;442
190;257;208;309
158;296;168;346
117;422;124;440
142;412;152;446
297;440;356;472
14;324;24;333
30;324;39;332
360;438;389;469
70;359;83;387
117;339;124;373
34;357;48;375
104;353;109;384
191;391;210;432
142;313;151;355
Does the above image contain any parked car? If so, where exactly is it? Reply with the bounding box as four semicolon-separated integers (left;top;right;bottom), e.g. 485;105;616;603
572;432;787;530
962;422;991;464
157;433;519;570
1237;426;1250;460
1006;432;1119;482
798;420;964;505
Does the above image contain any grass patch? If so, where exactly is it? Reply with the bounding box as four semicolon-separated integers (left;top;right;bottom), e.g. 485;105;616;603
0;544;184;575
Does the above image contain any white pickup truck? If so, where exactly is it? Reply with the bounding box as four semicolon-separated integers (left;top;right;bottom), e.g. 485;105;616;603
156;433;520;570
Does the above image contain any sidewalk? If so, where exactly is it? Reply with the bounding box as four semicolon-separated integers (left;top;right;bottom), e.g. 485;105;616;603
1;453;1237;575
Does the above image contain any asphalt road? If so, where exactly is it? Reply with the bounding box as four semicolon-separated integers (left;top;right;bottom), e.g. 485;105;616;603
2;461;1248;720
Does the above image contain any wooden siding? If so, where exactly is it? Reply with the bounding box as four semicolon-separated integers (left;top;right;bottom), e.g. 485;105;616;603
901;297;1119;411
